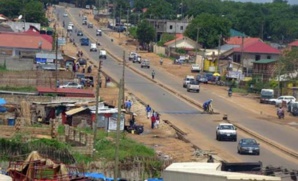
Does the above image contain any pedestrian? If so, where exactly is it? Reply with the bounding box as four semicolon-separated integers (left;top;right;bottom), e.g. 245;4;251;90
151;70;155;79
146;105;152;119
56;80;60;88
126;100;132;112
155;113;160;128
151;114;156;129
160;58;163;65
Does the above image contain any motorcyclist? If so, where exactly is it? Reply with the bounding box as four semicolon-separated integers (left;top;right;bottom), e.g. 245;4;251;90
151;70;155;79
203;99;213;113
277;107;284;119
228;87;232;97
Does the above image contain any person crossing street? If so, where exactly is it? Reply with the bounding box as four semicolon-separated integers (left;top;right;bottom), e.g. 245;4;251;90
151;70;155;79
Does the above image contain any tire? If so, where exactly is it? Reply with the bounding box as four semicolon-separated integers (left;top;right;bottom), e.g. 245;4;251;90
237;149;240;154
187;89;190;92
141;66;143;68
234;137;237;142
197;90;200;93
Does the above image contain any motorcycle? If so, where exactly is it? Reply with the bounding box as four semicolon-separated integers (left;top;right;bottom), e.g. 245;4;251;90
277;110;285;119
228;90;232;97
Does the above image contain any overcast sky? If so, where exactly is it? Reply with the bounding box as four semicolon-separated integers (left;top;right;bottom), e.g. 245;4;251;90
222;0;298;5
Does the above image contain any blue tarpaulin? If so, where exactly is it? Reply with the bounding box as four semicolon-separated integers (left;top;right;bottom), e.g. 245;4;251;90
84;172;106;179
0;98;6;105
147;178;163;181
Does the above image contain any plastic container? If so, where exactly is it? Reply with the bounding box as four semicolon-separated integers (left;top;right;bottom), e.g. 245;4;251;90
7;118;15;126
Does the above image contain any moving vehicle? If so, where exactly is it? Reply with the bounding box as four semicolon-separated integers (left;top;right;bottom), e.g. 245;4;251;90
90;43;97;52
77;30;83;36
68;22;74;27
183;75;195;88
83;16;87;20
196;74;208;84
216;123;237;141
191;64;200;72
140;59;150;68
187;80;200;93
129;52;137;61
133;55;141;63
80;38;89;46
59;82;83;89
82;20;87;25
99;49;107;59
88;22;93;28
260;89;274;104
237;138;260;155
269;95;296;107
63;13;68;17
96;29;102;36
67;25;73;32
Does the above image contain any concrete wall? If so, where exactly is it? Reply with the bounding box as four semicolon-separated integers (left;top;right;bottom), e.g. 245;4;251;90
153;45;166;55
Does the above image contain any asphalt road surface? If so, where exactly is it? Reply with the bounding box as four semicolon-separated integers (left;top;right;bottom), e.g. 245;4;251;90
57;7;298;172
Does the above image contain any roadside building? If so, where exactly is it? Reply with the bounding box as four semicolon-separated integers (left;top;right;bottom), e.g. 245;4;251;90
0;26;52;57
252;59;277;81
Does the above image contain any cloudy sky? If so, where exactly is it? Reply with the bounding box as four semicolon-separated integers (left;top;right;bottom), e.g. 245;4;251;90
222;0;298;5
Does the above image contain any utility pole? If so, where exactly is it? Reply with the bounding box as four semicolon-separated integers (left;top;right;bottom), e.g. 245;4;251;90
196;27;200;65
93;60;102;154
122;51;125;106
217;33;222;73
119;4;122;38
277;57;281;97
240;35;245;76
114;79;123;181
54;23;58;91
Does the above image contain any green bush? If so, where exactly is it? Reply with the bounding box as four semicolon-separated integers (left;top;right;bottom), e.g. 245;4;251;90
0;86;36;92
128;26;137;39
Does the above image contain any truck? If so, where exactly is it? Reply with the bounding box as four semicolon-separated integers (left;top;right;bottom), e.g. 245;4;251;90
260;89;274;104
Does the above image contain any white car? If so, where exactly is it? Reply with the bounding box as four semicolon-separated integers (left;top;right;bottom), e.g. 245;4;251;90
63;13;68;17
59;82;83;89
187;80;200;93
68;22;74;27
216;123;237;141
183;75;195;88
99;49;107;59
129;52;137;60
269;96;296;107
191;64;200;72
90;43;97;52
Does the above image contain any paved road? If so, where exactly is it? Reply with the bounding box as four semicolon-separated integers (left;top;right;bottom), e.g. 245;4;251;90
58;7;298;171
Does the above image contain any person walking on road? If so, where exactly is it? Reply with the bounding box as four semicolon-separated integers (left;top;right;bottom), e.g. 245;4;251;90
146;105;152;119
160;58;163;65
151;70;155;79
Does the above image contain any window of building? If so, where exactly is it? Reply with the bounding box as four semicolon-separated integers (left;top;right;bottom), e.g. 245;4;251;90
180;26;183;30
169;25;173;29
255;55;261;61
267;55;271;59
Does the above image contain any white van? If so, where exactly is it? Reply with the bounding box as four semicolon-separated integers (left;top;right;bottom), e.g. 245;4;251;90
90;43;97;52
99;49;107;59
67;25;73;32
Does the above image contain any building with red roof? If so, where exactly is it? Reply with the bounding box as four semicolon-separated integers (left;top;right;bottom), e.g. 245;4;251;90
223;37;280;76
288;40;298;50
163;34;197;50
0;26;53;57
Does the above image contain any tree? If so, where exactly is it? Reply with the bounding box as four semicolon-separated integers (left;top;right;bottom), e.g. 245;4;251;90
184;13;231;48
144;0;175;19
136;20;155;45
279;49;298;78
22;0;48;25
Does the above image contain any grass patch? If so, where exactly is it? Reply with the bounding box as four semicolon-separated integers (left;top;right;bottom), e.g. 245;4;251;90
0;86;36;92
94;130;155;161
233;87;248;94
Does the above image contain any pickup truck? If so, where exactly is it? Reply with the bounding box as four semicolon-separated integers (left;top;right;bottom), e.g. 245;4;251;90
187;80;200;93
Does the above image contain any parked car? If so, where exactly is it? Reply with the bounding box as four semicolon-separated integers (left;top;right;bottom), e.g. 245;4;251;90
96;29;102;36
183;75;195;88
80;38;89;46
237;138;260;155
187;80;200;93
83;16;87;20
204;73;214;82
260;89;274;104
216;123;237;141
269;95;296;107
99;49;107;59
196;74;208;84
63;13;68;17
77;30;83;36
288;102;298;116
88;22;93;28
59;82;83;89
191;64;200;72
90;43;97;52
140;59;150;68
129;52;137;61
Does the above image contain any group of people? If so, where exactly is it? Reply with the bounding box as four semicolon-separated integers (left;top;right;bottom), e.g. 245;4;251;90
146;105;160;129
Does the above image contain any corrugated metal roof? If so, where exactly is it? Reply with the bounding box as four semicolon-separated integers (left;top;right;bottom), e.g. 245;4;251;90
252;59;277;64
66;107;87;116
